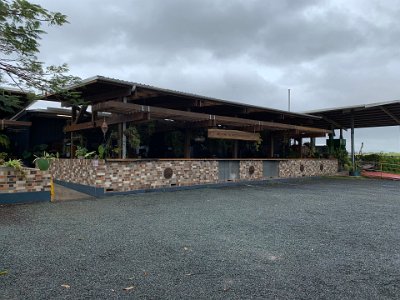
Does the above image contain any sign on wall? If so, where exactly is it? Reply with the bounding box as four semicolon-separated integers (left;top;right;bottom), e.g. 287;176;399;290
208;128;260;141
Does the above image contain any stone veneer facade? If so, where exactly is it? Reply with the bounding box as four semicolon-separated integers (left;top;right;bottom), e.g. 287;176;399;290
103;160;218;192
239;160;264;180
278;159;337;177
51;158;337;194
51;159;219;192
0;167;51;193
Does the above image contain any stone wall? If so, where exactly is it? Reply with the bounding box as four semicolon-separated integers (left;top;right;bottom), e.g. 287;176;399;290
278;159;337;178
239;160;263;180
0;167;51;193
51;159;219;192
103;160;219;192
50;159;106;187
51;158;337;194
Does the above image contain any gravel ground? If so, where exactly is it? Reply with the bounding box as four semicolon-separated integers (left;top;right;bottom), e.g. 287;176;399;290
1;177;400;299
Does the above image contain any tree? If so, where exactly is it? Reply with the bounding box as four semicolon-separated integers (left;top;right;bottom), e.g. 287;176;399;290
0;0;81;110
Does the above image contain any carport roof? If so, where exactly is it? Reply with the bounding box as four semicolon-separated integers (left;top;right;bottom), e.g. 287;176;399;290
306;100;400;129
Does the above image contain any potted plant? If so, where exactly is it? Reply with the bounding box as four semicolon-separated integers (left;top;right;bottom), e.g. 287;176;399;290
98;144;106;159
75;146;96;159
2;159;24;172
33;151;55;171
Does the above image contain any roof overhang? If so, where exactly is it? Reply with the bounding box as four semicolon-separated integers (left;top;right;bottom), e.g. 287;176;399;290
306;100;400;129
64;100;331;136
45;75;323;129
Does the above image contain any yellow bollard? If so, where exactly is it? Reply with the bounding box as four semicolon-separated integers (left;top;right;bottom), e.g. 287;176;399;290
50;177;55;202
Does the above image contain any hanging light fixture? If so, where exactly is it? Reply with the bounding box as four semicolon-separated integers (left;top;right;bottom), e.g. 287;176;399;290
101;118;108;139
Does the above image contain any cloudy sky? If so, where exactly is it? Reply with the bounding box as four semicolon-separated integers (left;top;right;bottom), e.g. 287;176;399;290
32;0;400;152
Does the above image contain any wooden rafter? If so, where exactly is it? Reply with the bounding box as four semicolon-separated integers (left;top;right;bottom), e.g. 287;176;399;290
64;112;150;132
379;106;400;125
0;119;31;128
74;105;88;124
92;101;331;135
321;116;347;130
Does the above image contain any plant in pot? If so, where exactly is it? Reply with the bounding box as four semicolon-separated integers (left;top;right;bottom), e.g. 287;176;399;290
33;151;55;171
97;144;106;159
1;159;26;178
75;146;96;159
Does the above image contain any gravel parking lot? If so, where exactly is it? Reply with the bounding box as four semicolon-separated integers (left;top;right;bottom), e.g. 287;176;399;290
1;177;400;299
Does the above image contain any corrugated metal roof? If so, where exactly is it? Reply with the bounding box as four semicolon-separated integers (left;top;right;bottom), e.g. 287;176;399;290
305;100;400;129
74;75;321;120
305;99;400;114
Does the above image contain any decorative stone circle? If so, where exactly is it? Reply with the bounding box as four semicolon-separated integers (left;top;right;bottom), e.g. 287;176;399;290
320;164;324;171
164;167;173;179
249;165;255;175
300;164;305;172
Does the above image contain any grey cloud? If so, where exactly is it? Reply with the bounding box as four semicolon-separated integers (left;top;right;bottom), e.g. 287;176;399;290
32;0;400;152
39;0;375;67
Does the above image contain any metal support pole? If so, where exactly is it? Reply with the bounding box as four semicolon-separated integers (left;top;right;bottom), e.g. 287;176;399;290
351;114;355;170
233;140;239;158
118;123;123;159
299;138;303;158
70;132;73;159
270;135;274;158
122;97;127;159
184;129;191;158
328;126;334;155
310;137;316;154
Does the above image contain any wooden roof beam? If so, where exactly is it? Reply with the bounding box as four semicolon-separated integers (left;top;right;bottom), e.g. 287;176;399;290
379;106;400;125
321;116;347;130
92;101;331;135
0;119;31;128
64;112;150;132
74;105;88;124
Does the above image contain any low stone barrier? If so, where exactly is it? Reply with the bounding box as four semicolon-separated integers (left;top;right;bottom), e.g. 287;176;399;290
278;159;338;177
0;167;51;204
50;158;337;196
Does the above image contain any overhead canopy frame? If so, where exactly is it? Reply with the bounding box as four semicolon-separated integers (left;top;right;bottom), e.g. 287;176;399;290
306;100;400;170
64;100;331;136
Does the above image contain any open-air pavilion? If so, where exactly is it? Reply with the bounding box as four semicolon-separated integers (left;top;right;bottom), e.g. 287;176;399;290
0;76;340;202
4;75;399;201
46;75;331;160
27;75;337;197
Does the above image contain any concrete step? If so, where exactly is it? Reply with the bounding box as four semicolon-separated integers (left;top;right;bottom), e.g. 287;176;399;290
53;184;95;201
